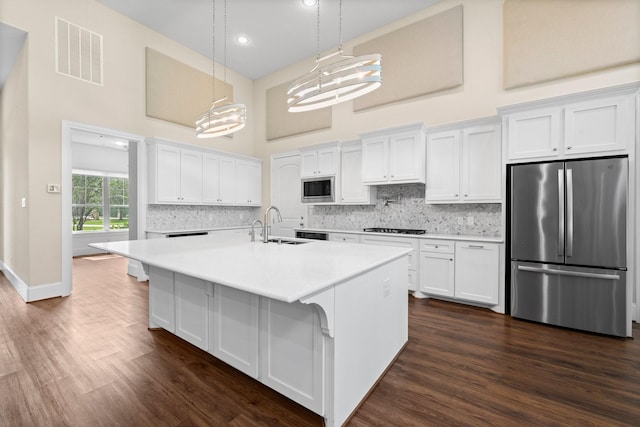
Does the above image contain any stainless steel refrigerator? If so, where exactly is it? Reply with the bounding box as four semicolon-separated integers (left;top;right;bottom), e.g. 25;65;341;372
510;157;628;337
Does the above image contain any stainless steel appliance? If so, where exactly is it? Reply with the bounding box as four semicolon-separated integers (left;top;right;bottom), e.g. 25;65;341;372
295;231;328;240
509;157;628;337
301;176;335;203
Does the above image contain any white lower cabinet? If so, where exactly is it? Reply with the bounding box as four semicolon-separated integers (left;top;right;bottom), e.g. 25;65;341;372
149;266;175;332
259;298;324;414
209;285;259;378
454;242;499;305
419;239;500;306
174;274;209;350
330;232;361;243
361;235;418;291
420;252;455;297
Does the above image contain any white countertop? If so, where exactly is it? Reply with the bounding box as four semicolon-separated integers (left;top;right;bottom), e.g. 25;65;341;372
298;228;503;243
91;234;411;303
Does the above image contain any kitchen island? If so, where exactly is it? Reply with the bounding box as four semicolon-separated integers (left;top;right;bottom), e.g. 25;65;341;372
91;234;410;427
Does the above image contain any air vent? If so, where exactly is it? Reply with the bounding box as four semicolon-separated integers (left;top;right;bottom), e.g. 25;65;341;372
55;17;103;86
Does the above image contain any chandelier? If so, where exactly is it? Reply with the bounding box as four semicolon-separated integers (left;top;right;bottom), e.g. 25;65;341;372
287;0;382;112
196;0;247;138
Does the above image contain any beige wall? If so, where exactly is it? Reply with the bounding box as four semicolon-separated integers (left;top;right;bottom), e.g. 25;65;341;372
1;0;254;287
0;39;29;281
253;0;640;207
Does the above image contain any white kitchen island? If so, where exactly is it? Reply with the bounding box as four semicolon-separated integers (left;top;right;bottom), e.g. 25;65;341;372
91;234;410;427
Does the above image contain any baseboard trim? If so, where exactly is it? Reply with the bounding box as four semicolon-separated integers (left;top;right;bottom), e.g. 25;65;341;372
0;260;67;302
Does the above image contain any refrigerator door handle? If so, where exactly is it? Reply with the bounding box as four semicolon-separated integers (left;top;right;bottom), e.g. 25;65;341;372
517;265;620;280
557;169;565;257
566;168;573;257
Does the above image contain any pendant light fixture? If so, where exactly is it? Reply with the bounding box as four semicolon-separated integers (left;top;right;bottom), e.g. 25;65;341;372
287;0;382;112
196;0;247;138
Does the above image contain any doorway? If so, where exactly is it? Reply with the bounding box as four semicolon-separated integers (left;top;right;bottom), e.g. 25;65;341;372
62;121;145;296
271;153;307;238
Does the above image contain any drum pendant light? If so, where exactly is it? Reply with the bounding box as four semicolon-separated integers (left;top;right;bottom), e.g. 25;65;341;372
287;0;382;112
196;0;247;138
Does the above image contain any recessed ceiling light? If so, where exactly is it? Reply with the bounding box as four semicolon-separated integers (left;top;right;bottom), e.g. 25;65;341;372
235;34;250;46
301;0;316;7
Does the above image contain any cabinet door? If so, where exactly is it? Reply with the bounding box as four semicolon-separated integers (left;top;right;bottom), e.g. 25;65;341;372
341;145;373;204
426;131;460;202
300;151;318;177
362;137;388;183
506;107;561;160
156;144;181;203
210;285;259;378
179;149;203;203
419;252;454;297
461;125;501;202
174;274;209;350
148;267;175;332
259;298;324;414
219;157;236;204
454;242;499;305
202;153;221;204
235;160;262;205
389;131;425;183
317;147;338;175
564;96;630;156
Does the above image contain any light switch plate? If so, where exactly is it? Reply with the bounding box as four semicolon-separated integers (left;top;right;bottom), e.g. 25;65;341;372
47;184;61;193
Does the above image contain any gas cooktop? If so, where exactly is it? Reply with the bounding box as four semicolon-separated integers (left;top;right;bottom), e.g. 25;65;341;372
363;228;426;235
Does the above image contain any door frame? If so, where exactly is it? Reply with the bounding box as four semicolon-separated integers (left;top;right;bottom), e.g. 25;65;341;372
61;121;146;295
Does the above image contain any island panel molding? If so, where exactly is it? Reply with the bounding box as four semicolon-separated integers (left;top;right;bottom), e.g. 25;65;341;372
503;0;640;89
145;48;233;129
266;80;331;141
352;5;463;112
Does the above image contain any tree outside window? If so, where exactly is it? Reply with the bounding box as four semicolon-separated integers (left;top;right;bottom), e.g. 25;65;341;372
72;173;128;231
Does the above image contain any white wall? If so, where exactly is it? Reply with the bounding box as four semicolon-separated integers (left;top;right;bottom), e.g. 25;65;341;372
1;0;255;289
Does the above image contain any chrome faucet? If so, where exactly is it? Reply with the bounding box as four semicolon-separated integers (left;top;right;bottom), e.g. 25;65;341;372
263;205;282;243
250;219;263;242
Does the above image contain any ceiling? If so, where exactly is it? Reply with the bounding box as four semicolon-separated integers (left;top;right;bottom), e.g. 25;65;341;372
96;0;445;80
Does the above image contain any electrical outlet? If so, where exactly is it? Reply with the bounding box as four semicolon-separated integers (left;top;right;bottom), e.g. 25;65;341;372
21;197;26;208
383;279;390;297
467;216;474;226
457;216;464;225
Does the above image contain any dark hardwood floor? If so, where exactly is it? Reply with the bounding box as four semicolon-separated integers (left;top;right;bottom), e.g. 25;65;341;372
2;255;640;426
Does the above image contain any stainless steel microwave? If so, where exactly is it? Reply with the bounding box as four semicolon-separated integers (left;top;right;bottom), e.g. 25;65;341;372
301;176;335;203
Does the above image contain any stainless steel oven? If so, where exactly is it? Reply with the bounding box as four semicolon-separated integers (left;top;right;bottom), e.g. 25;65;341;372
301;176;335;203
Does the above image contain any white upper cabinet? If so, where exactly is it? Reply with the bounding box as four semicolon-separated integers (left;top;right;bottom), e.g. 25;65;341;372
505;107;561;160
149;142;203;204
148;138;262;206
300;145;339;177
340;142;376;204
563;96;631;155
503;85;637;162
203;153;235;205
426;120;501;204
235;159;262;206
360;123;426;185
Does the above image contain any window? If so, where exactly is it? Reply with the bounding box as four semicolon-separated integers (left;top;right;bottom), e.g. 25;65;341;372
72;173;128;231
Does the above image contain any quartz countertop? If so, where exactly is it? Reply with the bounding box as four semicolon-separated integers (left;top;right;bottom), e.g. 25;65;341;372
91;234;411;303
298;228;503;243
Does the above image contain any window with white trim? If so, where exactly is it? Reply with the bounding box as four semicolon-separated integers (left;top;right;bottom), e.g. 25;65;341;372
72;172;128;232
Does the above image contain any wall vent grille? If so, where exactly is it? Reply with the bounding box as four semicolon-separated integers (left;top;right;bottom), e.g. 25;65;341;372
55;17;103;86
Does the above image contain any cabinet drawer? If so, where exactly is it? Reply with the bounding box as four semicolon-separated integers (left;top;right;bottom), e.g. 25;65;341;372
361;236;417;270
330;233;361;243
420;239;454;254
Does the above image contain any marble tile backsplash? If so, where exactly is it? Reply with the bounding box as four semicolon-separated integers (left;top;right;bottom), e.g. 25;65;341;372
147;205;261;231
309;184;502;237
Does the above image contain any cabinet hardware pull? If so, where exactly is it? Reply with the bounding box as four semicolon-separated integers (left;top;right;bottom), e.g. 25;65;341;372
468;245;484;249
566;146;572;150
553;148;558;151
450;258;453;261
